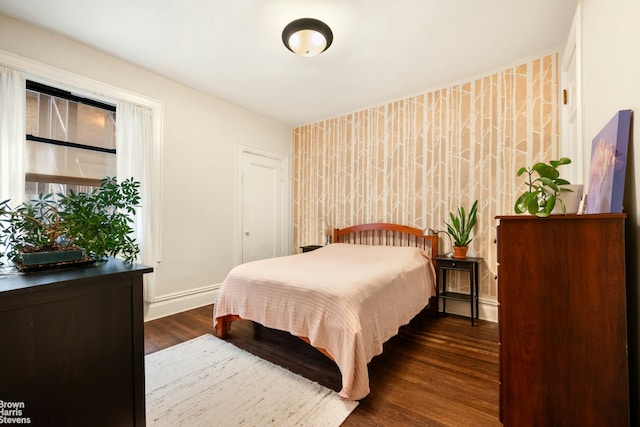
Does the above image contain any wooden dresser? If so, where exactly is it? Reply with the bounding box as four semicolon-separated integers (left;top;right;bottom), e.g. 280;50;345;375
0;258;152;426
496;214;629;427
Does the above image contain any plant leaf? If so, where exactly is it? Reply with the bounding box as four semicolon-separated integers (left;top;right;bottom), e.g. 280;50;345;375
533;163;560;179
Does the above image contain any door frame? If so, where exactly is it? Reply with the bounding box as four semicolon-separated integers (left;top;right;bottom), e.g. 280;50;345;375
560;2;584;184
235;144;290;266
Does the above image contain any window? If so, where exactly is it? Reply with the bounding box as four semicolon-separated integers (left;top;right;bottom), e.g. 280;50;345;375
1;55;161;293
24;81;116;200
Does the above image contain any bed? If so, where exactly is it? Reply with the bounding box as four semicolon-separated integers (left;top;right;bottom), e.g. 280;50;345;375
214;223;438;400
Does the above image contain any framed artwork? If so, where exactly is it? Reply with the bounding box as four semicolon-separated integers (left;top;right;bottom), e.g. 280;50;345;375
585;109;632;214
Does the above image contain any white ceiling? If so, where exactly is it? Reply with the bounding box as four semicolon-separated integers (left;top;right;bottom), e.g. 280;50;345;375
0;0;577;126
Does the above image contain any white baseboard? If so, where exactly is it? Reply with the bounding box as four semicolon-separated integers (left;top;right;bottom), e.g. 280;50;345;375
144;283;220;322
437;297;498;323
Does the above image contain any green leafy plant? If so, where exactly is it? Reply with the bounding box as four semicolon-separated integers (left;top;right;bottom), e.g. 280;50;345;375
0;177;141;264
514;157;572;217
445;200;478;247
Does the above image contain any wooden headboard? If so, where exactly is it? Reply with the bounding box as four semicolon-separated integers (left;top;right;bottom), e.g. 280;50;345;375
333;223;438;260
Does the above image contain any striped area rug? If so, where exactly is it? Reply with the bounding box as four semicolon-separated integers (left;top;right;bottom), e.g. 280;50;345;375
145;334;358;426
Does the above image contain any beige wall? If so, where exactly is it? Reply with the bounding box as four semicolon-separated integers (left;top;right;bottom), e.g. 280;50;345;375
581;0;640;421
293;53;560;311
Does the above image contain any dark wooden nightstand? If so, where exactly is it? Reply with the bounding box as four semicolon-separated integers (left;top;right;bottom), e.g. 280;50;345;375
300;245;323;253
433;256;482;326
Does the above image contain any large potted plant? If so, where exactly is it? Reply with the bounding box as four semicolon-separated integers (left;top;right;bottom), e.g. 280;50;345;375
0;177;140;270
514;157;575;217
445;199;478;259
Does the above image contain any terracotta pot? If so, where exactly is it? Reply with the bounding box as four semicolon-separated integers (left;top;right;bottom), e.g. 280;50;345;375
452;246;468;259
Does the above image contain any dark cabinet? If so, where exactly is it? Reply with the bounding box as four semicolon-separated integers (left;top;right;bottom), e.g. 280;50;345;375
496;214;629;426
0;259;152;426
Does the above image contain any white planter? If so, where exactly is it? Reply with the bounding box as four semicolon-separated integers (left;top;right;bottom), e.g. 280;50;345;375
552;184;584;214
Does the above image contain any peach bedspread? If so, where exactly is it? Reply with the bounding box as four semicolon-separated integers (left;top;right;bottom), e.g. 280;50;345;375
213;243;436;400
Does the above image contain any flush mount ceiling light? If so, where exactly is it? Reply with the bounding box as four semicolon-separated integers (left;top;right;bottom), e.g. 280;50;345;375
282;18;333;57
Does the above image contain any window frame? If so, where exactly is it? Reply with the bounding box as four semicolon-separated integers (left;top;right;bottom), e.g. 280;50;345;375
26;79;117;155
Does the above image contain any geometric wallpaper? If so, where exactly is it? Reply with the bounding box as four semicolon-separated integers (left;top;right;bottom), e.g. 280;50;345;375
293;53;559;302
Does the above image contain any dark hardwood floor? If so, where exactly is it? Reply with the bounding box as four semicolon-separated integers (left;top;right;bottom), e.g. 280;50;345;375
144;305;501;426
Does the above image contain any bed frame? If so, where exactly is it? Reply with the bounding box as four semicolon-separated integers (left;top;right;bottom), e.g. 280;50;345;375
333;223;438;262
215;223;439;345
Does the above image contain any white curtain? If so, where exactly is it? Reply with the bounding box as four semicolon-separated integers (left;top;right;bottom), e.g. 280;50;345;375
0;65;26;207
116;101;158;301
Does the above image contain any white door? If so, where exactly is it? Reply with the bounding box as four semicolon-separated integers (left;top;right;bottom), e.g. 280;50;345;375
241;150;286;263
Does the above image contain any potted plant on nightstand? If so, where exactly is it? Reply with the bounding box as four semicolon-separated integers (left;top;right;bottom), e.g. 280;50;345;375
0;177;141;270
445;199;478;259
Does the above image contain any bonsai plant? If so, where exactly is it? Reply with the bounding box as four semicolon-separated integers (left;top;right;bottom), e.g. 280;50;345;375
0;177;141;268
0;193;81;266
445;199;478;259
514;157;572;217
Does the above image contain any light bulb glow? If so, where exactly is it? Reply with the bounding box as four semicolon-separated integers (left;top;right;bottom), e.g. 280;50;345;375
288;30;327;57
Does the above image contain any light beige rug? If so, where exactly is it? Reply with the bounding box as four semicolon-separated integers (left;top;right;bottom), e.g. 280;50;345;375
145;334;358;426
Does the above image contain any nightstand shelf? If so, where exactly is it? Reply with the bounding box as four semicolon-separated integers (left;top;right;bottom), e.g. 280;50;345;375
439;290;472;302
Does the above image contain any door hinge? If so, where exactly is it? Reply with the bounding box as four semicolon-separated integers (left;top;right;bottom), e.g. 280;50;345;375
563;89;568;105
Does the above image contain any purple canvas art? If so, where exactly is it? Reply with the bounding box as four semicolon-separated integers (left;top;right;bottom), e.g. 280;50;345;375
585;110;632;214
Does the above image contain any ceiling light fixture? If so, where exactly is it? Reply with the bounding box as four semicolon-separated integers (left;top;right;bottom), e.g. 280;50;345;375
282;18;333;57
